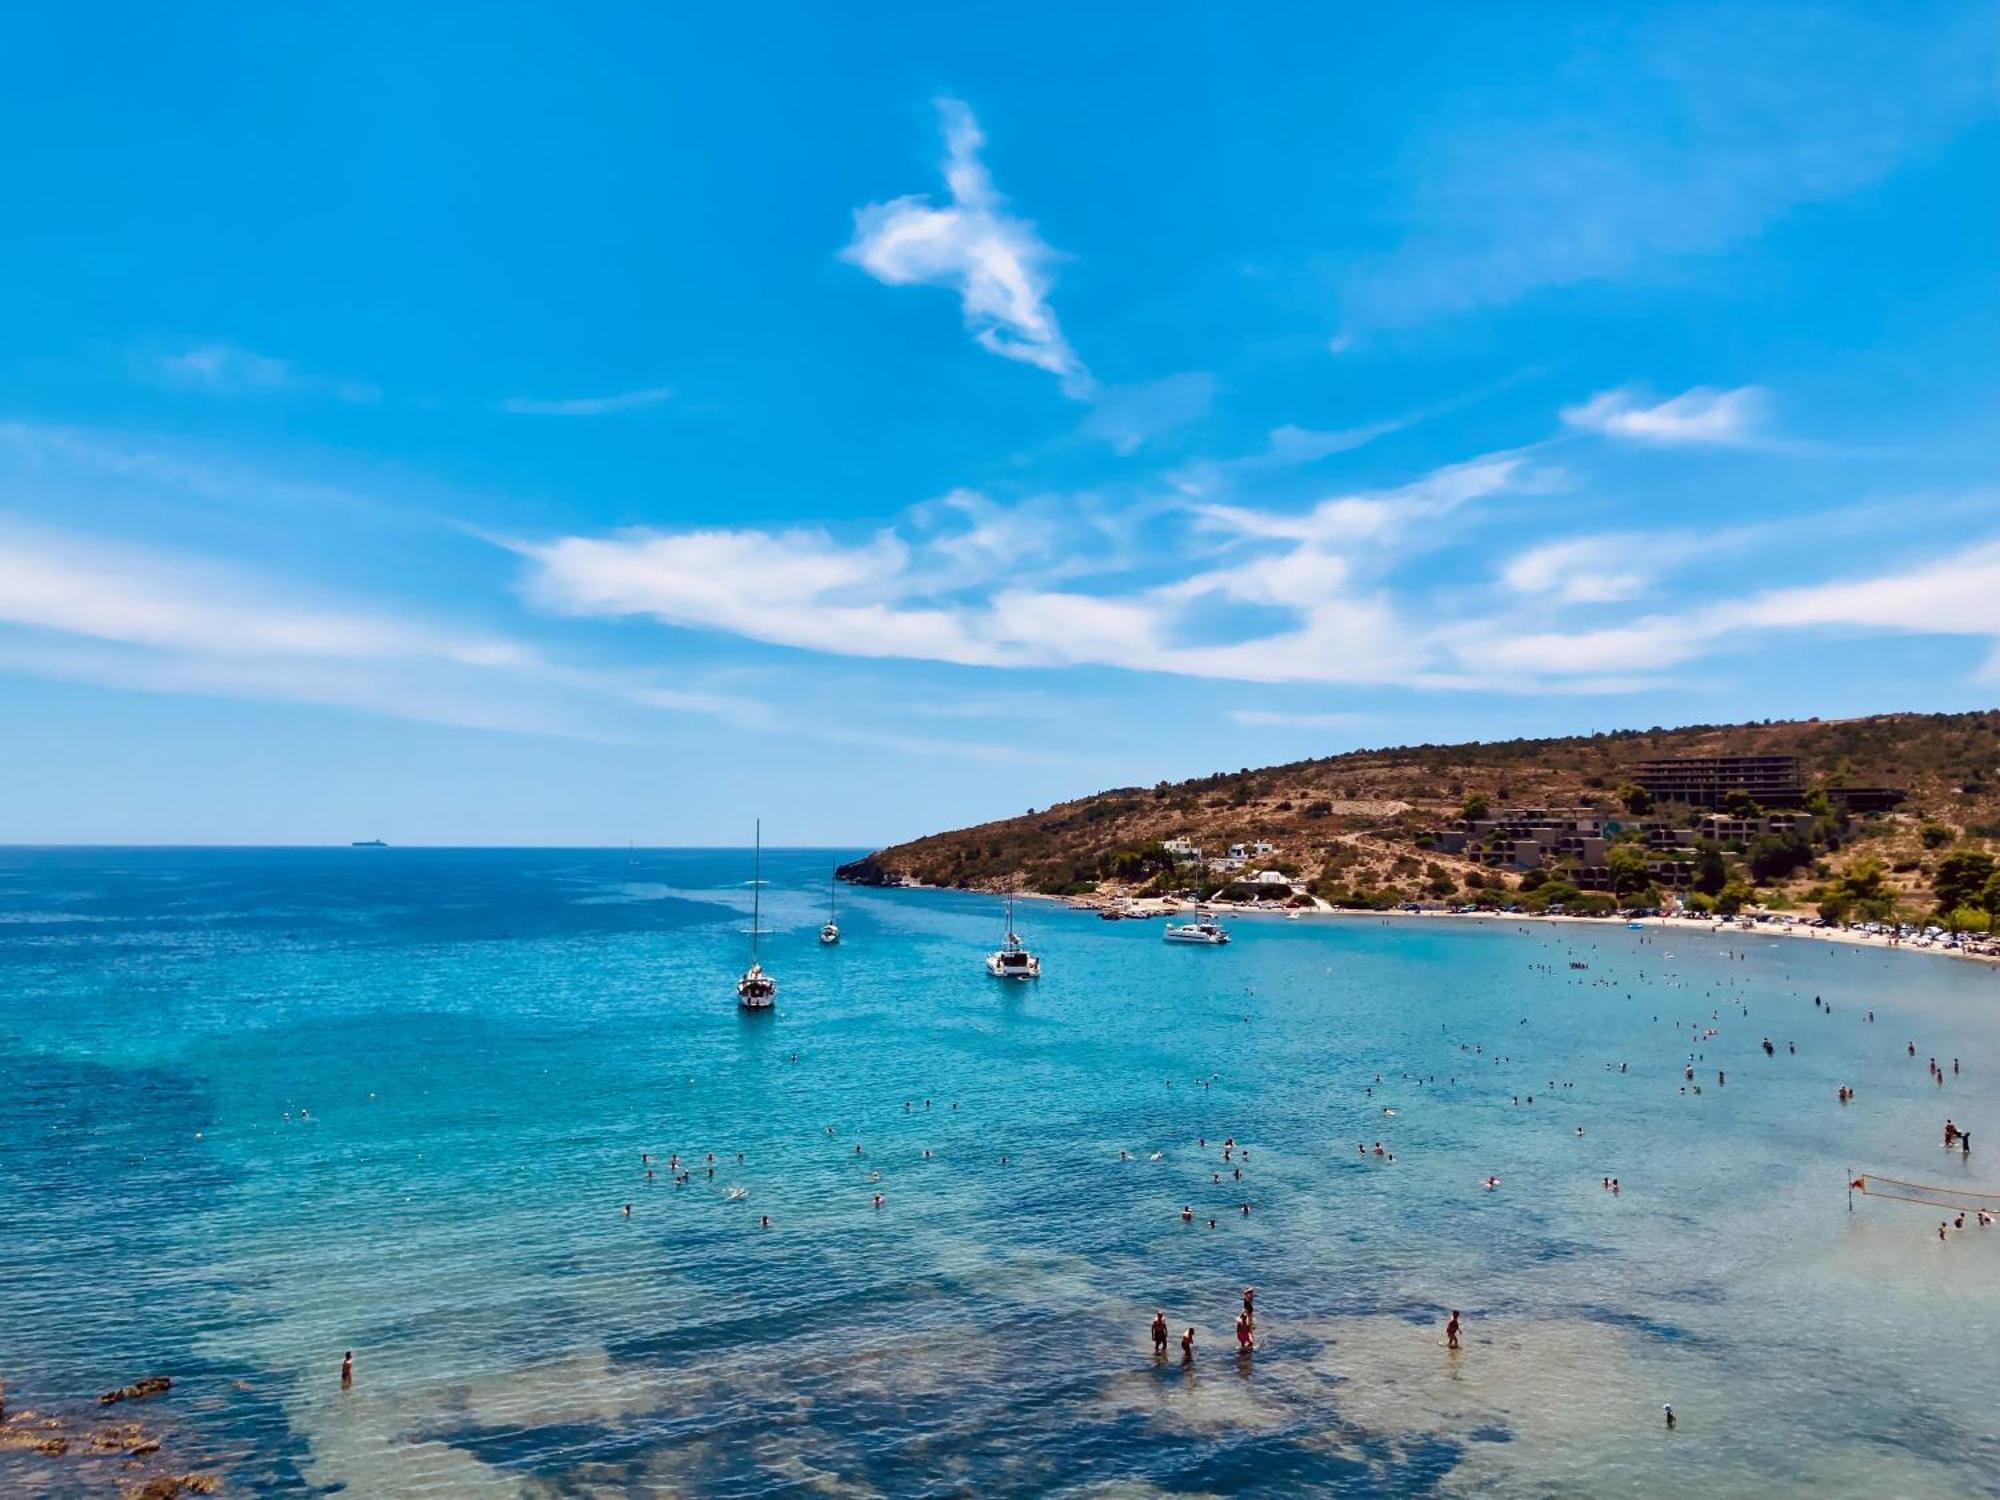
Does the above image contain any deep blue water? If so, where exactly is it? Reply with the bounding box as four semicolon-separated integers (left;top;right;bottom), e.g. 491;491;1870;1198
4;847;2000;1497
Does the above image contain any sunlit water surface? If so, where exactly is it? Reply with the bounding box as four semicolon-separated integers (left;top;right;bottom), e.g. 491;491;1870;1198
3;847;1999;1497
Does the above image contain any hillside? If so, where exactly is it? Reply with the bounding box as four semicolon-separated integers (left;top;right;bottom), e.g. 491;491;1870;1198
838;711;2000;922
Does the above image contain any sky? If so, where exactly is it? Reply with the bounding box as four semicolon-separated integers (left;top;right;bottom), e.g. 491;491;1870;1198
1;3;1998;846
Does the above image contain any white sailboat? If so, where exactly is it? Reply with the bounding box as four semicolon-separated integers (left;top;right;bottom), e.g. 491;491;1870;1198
737;821;776;1011
820;871;840;945
1163;917;1231;945
985;892;1041;980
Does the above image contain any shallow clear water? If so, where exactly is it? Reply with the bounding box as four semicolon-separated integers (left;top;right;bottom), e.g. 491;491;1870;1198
4;847;2000;1497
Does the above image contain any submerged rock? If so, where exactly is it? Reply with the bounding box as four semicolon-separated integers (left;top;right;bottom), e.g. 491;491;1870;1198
99;1376;172;1406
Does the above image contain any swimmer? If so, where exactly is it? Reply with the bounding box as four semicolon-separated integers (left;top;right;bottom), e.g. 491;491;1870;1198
1483;1176;1501;1190
622;1203;631;1217
340;1351;353;1388
1236;1311;1254;1352
1663;1403;1676;1430
1152;1310;1170;1356
1182;1327;1195;1363
873;1193;884;1209
1182;1205;1194;1224
760;1215;770;1228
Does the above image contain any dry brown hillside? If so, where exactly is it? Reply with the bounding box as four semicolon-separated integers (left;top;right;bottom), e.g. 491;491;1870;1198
838;711;2000;918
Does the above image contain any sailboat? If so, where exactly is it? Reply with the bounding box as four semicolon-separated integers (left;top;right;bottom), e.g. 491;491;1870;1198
985;892;1041;980
820;872;840;945
736;821;776;1011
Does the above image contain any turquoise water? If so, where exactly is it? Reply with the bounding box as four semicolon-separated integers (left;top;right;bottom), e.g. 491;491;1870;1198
5;847;2000;1497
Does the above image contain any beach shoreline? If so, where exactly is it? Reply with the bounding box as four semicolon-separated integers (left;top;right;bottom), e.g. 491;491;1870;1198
1007;888;2000;970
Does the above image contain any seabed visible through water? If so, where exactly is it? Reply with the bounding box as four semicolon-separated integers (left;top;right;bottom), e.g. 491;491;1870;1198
3;846;1998;1497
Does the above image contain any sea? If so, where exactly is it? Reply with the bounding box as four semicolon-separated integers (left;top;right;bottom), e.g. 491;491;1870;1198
3;845;1999;1497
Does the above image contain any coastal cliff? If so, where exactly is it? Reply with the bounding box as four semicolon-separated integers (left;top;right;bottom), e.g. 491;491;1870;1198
841;711;2000;920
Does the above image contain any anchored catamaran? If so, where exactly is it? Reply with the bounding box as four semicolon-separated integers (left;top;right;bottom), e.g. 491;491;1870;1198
985;892;1041;980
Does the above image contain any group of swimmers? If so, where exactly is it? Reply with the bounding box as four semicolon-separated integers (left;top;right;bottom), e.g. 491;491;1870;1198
1150;1287;1261;1363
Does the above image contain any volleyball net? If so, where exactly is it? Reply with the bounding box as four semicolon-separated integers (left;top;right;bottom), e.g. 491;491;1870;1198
1849;1174;2000;1213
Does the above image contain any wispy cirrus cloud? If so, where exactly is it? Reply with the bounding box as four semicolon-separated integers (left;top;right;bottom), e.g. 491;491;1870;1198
1229;709;1363;731
845;99;1090;396
500;387;675;417
512;452;1551;687
1562;386;1767;447
142;342;381;404
1344;7;2000;326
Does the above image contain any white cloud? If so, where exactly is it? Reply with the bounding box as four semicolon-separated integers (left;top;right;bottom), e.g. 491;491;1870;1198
1562;386;1767;446
500;387;674;416
845;99;1089;396
514;453;1544;687
146;343;381;404
1502;534;1662;604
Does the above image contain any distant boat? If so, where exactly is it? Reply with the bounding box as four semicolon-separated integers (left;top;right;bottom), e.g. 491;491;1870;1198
350;839;387;848
986;893;1041;980
820;871;840;946
737;821;776;1011
1164;919;1230;946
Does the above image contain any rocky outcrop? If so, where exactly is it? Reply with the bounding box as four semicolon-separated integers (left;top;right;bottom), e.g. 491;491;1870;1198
834;854;902;887
99;1376;172;1406
1;1373;215;1496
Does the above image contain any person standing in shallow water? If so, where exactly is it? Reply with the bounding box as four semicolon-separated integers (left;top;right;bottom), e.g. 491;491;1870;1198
1445;1311;1461;1351
340;1351;353;1388
1152;1310;1169;1357
1181;1327;1195;1364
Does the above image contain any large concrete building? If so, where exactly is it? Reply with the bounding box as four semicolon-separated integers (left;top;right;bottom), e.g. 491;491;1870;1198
1633;756;1804;808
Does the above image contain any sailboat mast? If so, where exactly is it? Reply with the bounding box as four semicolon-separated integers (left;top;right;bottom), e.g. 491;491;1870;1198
752;819;762;962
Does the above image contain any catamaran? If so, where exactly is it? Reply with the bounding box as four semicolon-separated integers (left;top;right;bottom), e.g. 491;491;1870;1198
1163;917;1230;945
985;893;1041;980
820;871;840;945
737;821;776;1011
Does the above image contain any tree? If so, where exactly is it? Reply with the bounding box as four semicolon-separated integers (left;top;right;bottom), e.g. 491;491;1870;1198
1723;788;1762;817
1607;843;1653;897
1459;793;1492;821
1981;870;2000;915
1526;879;1581;910
1693;841;1728;896
1616;782;1653;814
1715;880;1754;915
1921;821;1955;850
1933;850;1995;913
1517;867;1550;891
1747;829;1813;882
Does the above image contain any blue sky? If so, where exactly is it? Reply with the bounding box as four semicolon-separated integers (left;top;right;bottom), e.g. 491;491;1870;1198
2;3;1997;845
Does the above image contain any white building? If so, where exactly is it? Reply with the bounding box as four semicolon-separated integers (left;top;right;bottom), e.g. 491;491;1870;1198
1251;869;1292;887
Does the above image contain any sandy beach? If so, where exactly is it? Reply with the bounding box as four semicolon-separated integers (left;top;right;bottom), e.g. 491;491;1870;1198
1047;890;2000;970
